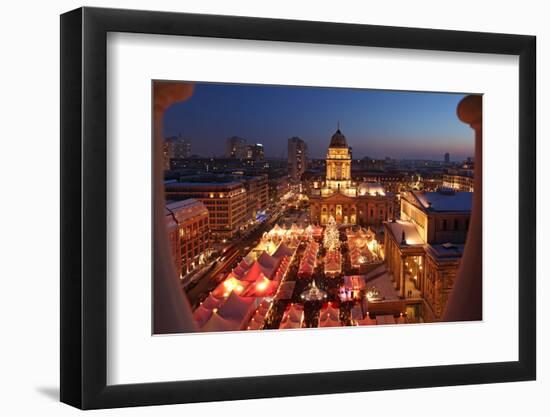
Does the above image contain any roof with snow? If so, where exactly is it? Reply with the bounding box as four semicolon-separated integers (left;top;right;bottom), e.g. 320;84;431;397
413;190;473;212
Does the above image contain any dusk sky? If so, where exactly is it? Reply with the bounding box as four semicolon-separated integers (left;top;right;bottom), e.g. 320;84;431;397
162;82;475;161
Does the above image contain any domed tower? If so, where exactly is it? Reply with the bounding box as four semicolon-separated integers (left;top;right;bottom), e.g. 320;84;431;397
326;126;352;191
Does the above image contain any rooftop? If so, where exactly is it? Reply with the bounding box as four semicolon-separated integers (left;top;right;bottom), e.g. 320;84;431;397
427;243;465;259
165;180;243;189
385;220;424;246
413;190;472;212
165;198;208;222
329;128;348;148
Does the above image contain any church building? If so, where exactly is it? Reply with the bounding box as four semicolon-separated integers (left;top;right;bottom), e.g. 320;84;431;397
309;128;395;226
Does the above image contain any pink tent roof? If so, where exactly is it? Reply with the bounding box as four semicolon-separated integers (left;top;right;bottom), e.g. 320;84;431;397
286;306;304;323
244;276;278;297
247;318;264;330
193;305;213;327
242;261;273;282
230;259;250;276
279;319;301;329
211;277;250;298
252;310;268;322
320;317;341;327
201;294;223;310
201;311;239;332
232;265;248;278
320;305;339;321
217;292;257;321
376;315;396;325
273;243;294;259
257;251;278;270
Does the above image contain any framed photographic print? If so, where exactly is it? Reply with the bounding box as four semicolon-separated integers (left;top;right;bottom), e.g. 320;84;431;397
60;6;536;409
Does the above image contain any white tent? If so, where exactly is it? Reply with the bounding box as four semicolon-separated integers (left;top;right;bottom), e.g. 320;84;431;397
319;317;341;327
241;260;273;282
201;311;240;332
273;243;294;259
217;292;257;324
319;305;340;321
201;293;223;310
257;251;279;271
193;304;213;327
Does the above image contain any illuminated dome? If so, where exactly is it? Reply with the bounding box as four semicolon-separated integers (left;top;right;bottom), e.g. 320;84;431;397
329;129;348;148
358;182;386;196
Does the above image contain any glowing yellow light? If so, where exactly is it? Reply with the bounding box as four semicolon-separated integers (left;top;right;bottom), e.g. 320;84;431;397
256;278;269;292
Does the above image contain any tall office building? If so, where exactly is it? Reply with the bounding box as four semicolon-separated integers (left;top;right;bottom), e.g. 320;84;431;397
444;152;450;163
288;136;308;181
226;136;248;159
172;135;192;159
246;143;265;162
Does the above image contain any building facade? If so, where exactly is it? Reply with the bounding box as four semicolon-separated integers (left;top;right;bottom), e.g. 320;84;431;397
226;136;248;159
163;135;192;169
443;173;474;192
165;199;210;278
288;136;308;181
383;189;472;322
242;175;269;220
165;180;248;239
246;143;265;162
309;128;394;226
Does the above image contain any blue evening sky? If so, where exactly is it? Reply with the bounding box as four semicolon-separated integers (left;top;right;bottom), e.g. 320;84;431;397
162;82;475;161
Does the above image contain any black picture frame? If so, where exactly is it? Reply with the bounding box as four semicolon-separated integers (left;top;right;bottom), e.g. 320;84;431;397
60;6;536;410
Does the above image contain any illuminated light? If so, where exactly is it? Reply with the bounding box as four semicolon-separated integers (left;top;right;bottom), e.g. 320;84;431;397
213;308;218;313
256;278;269;292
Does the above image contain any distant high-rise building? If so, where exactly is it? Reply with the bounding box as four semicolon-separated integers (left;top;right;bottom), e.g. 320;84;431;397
288;137;308;181
226;136;248;159
246;143;265;162
172;135;192;159
444;152;450;163
163;139;175;170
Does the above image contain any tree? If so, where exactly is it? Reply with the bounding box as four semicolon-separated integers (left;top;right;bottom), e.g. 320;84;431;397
323;215;340;252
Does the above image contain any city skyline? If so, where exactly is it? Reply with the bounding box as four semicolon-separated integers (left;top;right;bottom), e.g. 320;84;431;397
162;82;475;161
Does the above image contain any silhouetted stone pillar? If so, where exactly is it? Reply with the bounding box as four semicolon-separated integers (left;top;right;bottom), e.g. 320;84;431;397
443;95;482;321
153;82;198;334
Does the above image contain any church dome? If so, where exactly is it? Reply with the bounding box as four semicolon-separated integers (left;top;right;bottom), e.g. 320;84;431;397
329;129;348;148
358;182;386;196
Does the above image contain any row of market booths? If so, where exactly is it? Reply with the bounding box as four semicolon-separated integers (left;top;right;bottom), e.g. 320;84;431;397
319;302;341;327
194;242;297;332
268;223;324;241
324;250;342;276
279;302;342;329
298;241;320;278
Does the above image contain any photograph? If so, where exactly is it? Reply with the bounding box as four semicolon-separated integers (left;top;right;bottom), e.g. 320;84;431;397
155;81;481;334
